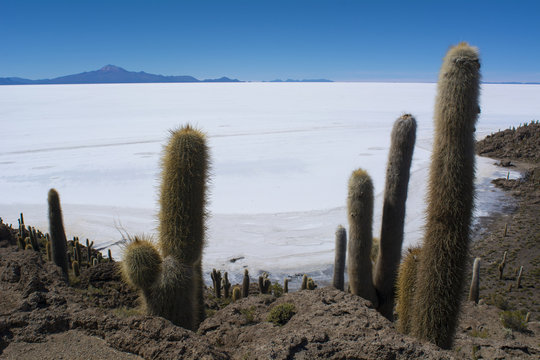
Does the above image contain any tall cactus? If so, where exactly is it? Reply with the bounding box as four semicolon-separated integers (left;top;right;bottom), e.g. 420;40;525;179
373;114;417;320
333;225;347;291
347;169;378;306
121;126;209;330
48;189;69;281
411;43;480;349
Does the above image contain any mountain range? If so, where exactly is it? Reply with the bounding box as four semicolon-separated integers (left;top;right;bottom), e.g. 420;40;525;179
0;65;242;85
0;65;334;85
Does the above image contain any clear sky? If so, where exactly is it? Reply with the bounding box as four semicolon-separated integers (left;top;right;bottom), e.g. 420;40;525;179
1;0;539;82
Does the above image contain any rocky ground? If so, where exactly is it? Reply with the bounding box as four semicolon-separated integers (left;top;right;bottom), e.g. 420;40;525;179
0;122;538;359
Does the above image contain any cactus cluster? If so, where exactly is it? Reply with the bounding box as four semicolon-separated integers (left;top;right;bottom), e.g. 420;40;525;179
121;126;209;330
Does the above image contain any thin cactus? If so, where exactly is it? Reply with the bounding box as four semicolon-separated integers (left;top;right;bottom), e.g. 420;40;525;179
284;278;289;293
516;266;523;288
373;114;416;320
242;269;250;298
333;225;347;291
48;189;70;281
347;169;378;306
222;272;231;298
498;251;507;280
468;258;481;303
72;260;80;277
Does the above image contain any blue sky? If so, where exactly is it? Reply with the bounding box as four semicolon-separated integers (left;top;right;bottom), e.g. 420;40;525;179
1;0;539;82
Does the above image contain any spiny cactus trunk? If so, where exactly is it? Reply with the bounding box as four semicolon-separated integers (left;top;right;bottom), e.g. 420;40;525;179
48;189;69;282
411;43;480;349
333;225;347;291
347;169;378;306
396;247;421;334
373;114;416;320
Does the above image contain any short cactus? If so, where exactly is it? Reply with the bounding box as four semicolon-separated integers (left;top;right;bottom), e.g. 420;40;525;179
284;278;289;293
301;274;308;290
222;272;231;298
232;286;241;302
121;126;209;330
396;247;421;334
347;169;378;306
48;189;69;281
307;278;316;290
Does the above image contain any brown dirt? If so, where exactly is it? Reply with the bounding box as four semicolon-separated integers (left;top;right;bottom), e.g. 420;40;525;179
0;122;539;359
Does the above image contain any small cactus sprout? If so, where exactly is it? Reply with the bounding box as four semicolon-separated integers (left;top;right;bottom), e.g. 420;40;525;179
411;43;481;349
242;269;250;298
468;258;481;303
373;114;416;320
347;169;378;306
333;225;347;291
108;248;113;262
232;286;241;302
516;266;524;288
222;272;231;298
72;260;80;277
211;269;222;298
525;312;531;323
284;278;289;293
396;247;421;334
307;278;316;290
498;251;507;280
301;274;308;290
48;189;70;280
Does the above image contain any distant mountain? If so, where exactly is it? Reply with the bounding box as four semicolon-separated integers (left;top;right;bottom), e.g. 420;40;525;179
267;79;333;83
0;65;242;85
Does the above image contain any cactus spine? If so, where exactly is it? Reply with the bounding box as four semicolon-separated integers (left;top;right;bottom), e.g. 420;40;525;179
411;43;480;349
48;189;69;281
333;225;347;291
242;269;250;297
396;247;421;334
347;169;378;306
468;258;481;303
373;115;416;320
121;126;209;330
